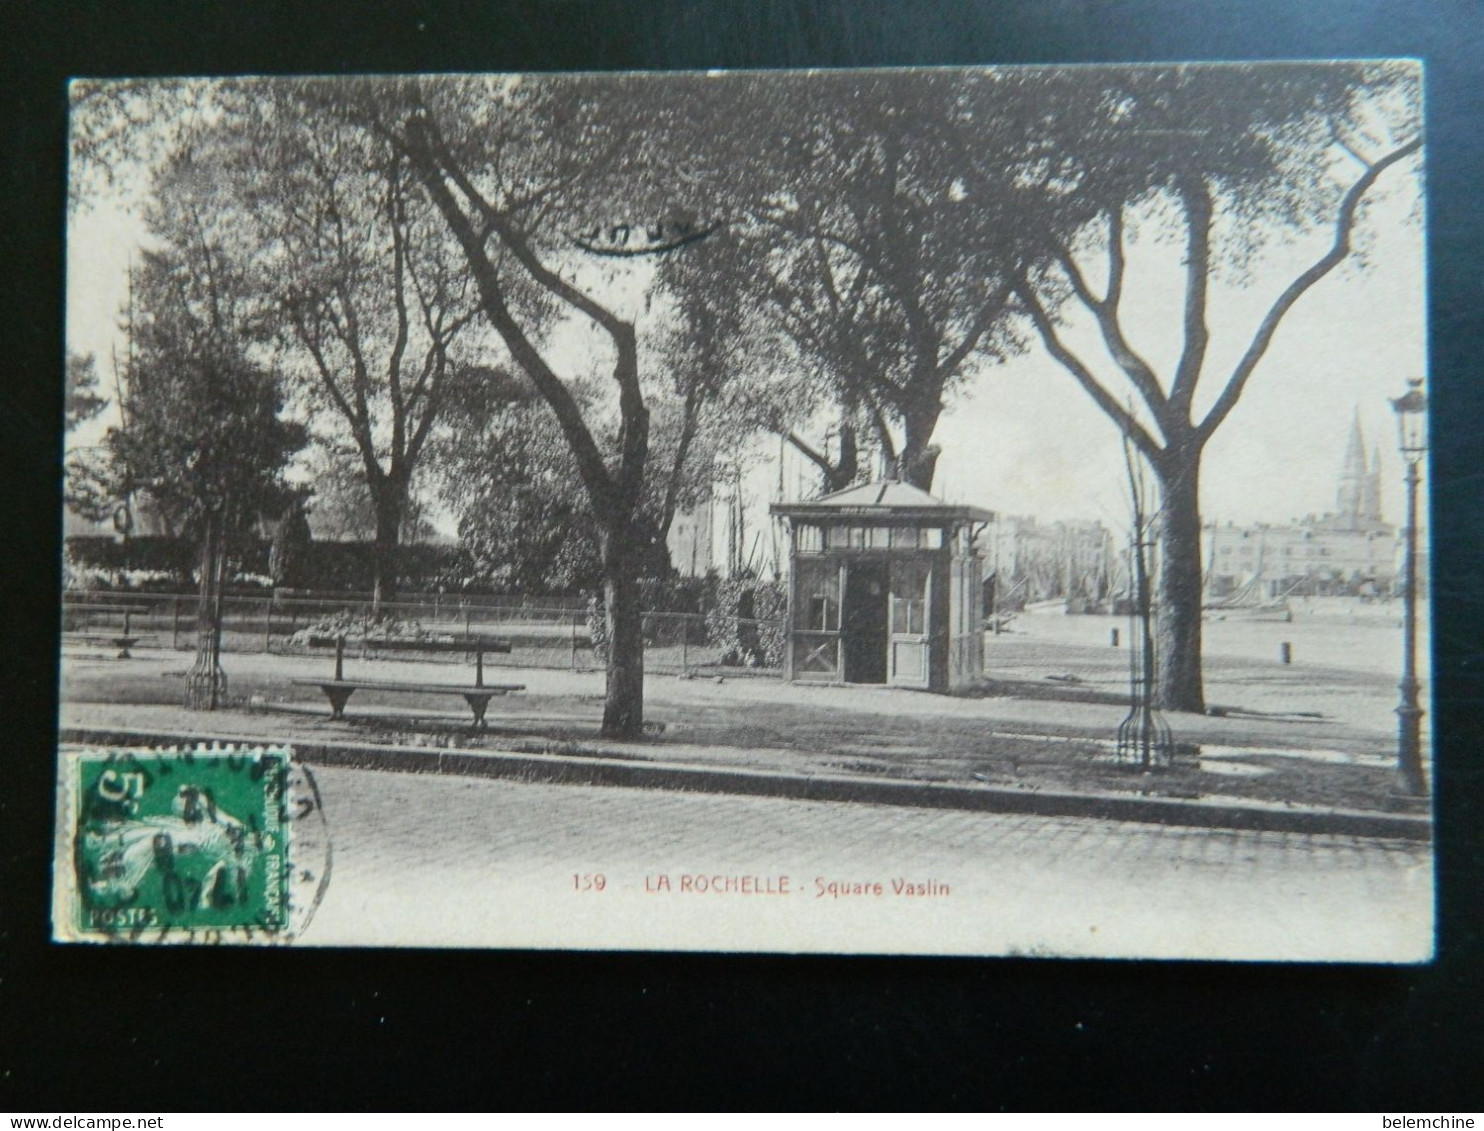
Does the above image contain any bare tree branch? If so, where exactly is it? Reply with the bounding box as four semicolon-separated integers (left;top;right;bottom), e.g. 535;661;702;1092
404;113;619;512
1013;277;1163;460
938;281;1013;377
1198;134;1422;441
1169;174;1212;414
1045;222;1166;413
783;430;838;480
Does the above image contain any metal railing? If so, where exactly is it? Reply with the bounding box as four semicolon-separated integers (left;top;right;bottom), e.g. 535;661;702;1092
60;591;783;677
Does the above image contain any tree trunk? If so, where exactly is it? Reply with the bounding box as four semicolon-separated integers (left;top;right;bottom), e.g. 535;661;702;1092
1151;444;1206;713
599;525;645;738
898;404;943;491
830;423;859;491
369;476;406;618
784;420;858;495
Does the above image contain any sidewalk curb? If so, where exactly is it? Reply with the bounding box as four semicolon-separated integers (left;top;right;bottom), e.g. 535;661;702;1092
59;725;1433;842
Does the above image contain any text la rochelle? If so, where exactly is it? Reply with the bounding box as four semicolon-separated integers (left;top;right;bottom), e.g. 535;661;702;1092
641;874;950;898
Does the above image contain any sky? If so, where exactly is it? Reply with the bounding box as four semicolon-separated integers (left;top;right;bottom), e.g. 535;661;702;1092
65;78;1427;541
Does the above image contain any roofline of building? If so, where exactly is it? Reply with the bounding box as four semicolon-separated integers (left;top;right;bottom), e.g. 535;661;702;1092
770;501;996;523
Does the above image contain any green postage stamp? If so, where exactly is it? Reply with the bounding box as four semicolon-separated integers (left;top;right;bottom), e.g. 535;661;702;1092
55;745;329;944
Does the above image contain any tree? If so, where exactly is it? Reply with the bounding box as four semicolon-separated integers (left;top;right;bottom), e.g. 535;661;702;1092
99;241;305;707
731;70;1047;491
157;94;480;614
303;445;437;546
704;228;870;495
318;74;749;737
1008;63;1421;712
405;107;644;732
432;344;736;595
63;352;125;535
429;365;604;593
642;234;778;553
436;232;781;594
65;352;108;431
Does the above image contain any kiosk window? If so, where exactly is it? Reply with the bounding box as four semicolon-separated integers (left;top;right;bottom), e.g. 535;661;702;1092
796;560;840;631
890;526;920;549
891;560;931;635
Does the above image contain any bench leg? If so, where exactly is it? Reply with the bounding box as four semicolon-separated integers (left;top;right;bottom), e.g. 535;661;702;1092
324;685;355;719
464;693;493;729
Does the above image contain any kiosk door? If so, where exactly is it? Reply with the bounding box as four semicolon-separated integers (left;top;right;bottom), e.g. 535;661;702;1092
842;561;889;683
888;559;932;688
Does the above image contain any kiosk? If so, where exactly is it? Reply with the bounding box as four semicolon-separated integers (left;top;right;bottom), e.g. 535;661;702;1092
771;480;993;692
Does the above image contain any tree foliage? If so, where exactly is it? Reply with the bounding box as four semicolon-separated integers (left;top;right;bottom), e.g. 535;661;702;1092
717;69;1090;490
62;352;119;529
1007;62;1422;710
430;365;604;592
69;79;210;211
150;89;482;610
340;74;761;736
268;495;313;589
65;352;109;432
85;241;306;546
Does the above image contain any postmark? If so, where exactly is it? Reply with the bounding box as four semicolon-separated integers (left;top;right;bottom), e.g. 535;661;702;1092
55;744;331;944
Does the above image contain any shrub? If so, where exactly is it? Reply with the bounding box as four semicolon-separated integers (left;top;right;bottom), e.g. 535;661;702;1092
705;577;786;668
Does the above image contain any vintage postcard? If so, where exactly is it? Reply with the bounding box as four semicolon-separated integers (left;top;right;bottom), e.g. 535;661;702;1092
57;63;1431;958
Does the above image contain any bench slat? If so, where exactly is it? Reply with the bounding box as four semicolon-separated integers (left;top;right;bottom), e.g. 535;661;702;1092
63;632;156;657
289;675;523;727
290;678;524;694
305;635;512;652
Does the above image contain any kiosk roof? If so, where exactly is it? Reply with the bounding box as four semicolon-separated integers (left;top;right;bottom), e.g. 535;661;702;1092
770;479;995;523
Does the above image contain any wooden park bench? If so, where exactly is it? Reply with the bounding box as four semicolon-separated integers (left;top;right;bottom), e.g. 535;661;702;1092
290;633;524;728
61;607;156;658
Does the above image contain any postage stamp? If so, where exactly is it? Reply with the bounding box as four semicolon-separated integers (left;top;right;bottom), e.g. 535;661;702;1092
54;745;330;944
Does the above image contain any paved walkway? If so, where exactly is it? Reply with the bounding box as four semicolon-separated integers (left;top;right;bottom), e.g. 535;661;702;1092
59;634;1412;747
58;644;1408;754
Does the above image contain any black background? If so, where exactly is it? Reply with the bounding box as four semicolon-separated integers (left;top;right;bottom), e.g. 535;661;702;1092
3;0;1482;1111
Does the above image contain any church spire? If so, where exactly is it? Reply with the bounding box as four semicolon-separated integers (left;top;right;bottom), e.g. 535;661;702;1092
1362;444;1384;523
1337;409;1369;521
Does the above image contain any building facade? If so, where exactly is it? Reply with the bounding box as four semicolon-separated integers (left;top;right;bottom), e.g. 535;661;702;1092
980;516;1121;611
1205;412;1400;601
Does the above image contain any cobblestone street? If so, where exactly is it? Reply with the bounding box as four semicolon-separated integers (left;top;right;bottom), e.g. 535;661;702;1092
302;765;1433;960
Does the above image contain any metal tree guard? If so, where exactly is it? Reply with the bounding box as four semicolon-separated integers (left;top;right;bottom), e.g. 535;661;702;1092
1115;433;1173;769
184;505;229;710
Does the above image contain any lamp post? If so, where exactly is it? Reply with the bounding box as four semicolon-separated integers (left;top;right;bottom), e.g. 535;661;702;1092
1389;378;1427;796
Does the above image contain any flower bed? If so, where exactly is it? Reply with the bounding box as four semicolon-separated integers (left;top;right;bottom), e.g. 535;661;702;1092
287;611;456;648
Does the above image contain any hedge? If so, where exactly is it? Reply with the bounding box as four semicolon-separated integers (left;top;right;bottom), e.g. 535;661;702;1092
65;536;496;594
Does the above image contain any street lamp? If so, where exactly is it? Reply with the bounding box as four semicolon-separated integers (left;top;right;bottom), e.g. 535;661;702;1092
1389;378;1427;796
